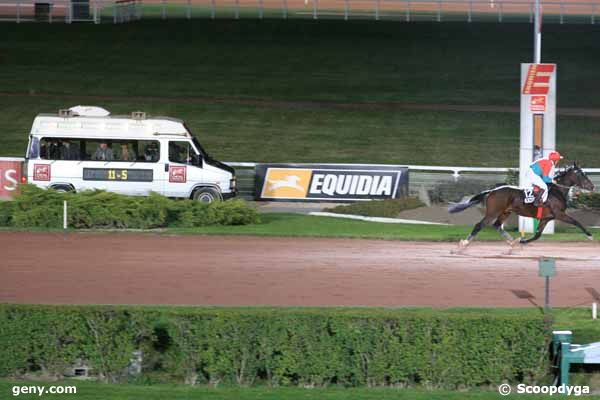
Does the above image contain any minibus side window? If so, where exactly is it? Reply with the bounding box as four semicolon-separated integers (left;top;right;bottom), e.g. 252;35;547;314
113;141;138;162
28;137;40;159
79;139;159;162
169;141;198;165
139;140;160;163
40;138;58;160
39;138;81;160
86;140;115;161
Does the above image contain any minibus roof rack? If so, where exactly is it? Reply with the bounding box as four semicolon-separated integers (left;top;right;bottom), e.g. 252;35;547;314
58;109;74;118
131;111;146;120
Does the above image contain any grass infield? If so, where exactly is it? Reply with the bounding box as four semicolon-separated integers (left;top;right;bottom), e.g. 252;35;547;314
168;212;600;241
2;21;600;166
3;20;600;106
1;212;598;240
0;379;578;400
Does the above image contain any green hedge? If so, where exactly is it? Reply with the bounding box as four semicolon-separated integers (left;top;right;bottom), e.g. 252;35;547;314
0;305;551;388
0;185;259;229
572;192;600;210
428;179;502;204
325;198;424;218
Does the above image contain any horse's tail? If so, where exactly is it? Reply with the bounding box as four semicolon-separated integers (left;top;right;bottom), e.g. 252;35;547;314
448;190;491;214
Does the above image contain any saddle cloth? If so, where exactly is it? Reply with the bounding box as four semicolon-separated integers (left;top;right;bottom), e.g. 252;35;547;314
523;187;539;204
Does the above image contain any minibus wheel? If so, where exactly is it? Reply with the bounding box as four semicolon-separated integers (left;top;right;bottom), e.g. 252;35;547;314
192;187;222;203
51;184;75;193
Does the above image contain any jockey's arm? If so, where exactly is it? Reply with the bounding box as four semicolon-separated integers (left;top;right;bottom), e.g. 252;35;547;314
545;162;556;184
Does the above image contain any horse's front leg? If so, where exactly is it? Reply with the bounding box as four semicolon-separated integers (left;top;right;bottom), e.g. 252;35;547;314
554;211;593;240
520;218;552;244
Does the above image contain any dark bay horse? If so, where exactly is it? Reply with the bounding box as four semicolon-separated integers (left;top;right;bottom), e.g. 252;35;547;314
449;164;595;247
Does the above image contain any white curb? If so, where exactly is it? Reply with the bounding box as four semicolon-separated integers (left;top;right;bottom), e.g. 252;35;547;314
308;212;450;225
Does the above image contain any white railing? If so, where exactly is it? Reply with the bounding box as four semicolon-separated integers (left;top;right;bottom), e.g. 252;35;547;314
3;157;598;199
227;161;600;180
0;0;140;23
138;0;600;24
1;0;599;23
112;0;141;23
227;162;600;198
4;156;599;178
3;156;599;175
0;157;26;162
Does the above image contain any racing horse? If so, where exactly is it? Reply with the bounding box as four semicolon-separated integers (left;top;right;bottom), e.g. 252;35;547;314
448;163;595;247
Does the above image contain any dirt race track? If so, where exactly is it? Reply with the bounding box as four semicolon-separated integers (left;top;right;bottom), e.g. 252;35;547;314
1;232;600;307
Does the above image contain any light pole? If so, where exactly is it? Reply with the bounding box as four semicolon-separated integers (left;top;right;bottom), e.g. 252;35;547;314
533;0;542;63
519;0;556;235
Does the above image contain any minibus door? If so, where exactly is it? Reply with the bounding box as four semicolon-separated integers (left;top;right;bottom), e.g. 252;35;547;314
163;140;201;198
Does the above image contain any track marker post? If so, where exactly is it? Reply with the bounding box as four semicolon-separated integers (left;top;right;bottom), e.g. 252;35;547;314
63;200;68;230
593;303;597;320
539;257;556;313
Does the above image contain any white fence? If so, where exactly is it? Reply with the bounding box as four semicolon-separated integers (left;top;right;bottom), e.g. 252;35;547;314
1;0;599;23
0;0;141;23
228;162;600;199
227;161;600;178
2;157;598;199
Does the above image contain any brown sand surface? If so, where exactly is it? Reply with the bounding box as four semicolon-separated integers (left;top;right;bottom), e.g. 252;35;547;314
1;232;599;307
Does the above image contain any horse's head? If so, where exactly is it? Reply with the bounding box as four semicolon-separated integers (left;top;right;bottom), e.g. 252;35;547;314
556;162;595;191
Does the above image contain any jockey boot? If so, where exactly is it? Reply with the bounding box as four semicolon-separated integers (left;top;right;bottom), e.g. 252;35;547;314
533;188;545;207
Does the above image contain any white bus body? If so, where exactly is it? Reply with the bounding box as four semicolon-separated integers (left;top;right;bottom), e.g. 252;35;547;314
25;107;236;202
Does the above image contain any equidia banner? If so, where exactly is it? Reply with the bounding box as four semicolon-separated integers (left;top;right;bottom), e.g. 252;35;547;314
255;164;409;201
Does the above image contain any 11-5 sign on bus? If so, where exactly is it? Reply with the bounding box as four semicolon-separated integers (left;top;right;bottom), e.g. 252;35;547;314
83;168;153;182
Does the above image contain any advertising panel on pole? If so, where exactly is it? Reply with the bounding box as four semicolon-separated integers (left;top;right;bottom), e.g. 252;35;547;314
255;164;409;201
0;158;23;199
519;63;557;234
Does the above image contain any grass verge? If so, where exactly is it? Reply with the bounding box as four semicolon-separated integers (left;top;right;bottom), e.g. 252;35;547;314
325;198;425;217
167;213;600;241
1;212;598;241
0;380;571;400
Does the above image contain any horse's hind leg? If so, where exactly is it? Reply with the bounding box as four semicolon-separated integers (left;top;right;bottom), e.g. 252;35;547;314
520;218;551;244
460;214;497;248
493;211;515;245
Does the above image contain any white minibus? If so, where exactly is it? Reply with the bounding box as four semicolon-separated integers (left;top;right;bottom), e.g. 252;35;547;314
25;106;236;202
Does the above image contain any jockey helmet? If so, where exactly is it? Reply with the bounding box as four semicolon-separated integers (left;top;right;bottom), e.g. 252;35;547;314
548;151;563;162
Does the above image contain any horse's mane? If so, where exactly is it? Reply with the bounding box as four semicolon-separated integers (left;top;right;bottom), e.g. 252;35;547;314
555;166;574;180
555;164;583;181
552;165;580;203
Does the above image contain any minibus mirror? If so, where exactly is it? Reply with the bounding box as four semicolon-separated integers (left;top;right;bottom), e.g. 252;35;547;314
197;155;203;168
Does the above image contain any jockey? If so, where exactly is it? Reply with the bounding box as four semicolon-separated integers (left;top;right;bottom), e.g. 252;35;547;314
526;151;563;206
